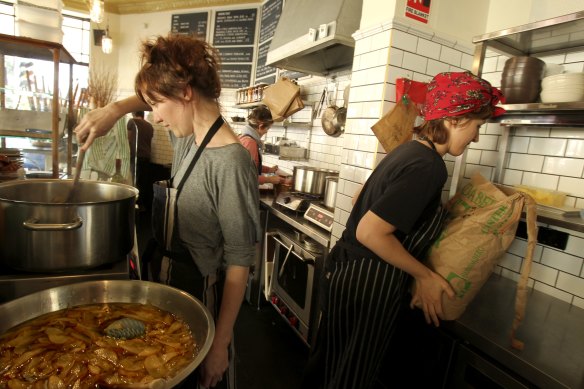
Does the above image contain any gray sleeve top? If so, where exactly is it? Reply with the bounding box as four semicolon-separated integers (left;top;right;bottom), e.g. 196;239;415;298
171;135;262;276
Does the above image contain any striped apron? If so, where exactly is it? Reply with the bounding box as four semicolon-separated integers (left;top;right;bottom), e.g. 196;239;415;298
303;203;448;389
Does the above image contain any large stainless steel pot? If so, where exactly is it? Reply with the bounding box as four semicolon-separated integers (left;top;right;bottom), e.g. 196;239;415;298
0;280;215;388
0;179;138;272
293;166;339;196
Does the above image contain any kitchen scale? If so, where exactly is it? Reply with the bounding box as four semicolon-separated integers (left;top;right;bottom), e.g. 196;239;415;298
304;202;335;231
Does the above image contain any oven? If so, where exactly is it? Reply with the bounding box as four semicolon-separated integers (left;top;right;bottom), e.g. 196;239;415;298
262;203;330;347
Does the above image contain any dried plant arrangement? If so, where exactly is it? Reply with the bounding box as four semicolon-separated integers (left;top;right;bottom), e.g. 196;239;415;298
87;64;117;108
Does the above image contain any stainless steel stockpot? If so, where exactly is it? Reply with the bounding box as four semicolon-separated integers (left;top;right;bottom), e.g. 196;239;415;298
293;166;339;196
0;280;215;388
0;179;138;272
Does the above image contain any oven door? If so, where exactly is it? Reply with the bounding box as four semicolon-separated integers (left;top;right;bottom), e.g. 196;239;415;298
269;233;316;341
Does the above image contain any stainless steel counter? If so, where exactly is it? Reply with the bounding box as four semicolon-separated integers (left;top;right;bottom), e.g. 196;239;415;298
260;193;332;248
445;275;584;388
260;192;583;387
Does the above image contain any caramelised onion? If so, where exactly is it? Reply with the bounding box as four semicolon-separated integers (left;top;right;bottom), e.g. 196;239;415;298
0;303;197;388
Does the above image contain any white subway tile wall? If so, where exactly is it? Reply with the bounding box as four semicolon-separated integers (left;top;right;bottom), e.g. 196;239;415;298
214;20;584;308
470;45;584;308
149;123;173;166
346;22;584;307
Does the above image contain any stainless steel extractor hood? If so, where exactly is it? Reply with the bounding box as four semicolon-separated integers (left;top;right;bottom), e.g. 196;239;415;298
266;0;363;76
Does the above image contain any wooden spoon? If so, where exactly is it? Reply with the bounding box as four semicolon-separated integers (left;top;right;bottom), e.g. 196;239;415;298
63;148;86;203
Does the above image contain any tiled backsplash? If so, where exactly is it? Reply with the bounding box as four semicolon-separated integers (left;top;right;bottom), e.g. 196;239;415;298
338;20;584;308
150;123;173;166
147;17;584;309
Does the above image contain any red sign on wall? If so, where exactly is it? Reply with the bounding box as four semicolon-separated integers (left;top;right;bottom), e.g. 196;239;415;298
405;0;431;24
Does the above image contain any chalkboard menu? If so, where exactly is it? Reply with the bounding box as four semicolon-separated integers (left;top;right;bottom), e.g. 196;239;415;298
217;47;254;63
259;0;282;44
255;41;273;80
219;64;252;89
213;9;257;46
255;0;283;83
171;12;208;38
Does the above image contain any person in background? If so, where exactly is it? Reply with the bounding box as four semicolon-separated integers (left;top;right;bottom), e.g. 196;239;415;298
302;71;505;389
239;106;283;186
74;33;262;389
127;111;154;211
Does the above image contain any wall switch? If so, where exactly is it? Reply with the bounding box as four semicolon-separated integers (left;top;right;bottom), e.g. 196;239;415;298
308;28;317;41
318;24;328;39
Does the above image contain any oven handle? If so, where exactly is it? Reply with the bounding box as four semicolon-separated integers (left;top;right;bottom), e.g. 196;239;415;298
272;236;316;265
263;231;281;297
278;241;294;278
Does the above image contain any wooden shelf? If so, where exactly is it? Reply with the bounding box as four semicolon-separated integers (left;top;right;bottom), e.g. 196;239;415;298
0;34;77;64
234;102;265;109
0;33;78;177
0;129;50;139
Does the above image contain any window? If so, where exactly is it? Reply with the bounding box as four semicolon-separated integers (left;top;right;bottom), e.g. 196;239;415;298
1;2;90;111
0;2;15;35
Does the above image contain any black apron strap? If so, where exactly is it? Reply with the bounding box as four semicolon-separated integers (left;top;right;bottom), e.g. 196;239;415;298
172;115;224;193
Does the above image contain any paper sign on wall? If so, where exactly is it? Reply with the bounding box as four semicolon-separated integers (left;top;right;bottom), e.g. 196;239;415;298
405;0;431;24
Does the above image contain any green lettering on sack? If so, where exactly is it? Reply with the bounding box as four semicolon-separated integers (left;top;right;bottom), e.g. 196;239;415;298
461;183;498;208
481;205;508;235
432;230;447;249
461;247;484;279
446;272;472;298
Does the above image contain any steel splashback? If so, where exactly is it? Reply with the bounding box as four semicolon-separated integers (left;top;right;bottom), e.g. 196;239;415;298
266;0;363;76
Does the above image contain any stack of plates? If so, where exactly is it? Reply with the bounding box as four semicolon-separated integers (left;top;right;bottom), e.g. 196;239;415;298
540;72;584;103
0;148;24;182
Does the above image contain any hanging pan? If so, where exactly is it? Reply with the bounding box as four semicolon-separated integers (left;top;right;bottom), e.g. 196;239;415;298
321;84;349;137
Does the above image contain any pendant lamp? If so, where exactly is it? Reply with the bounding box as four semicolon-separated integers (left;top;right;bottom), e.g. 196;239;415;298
90;0;104;24
102;27;113;54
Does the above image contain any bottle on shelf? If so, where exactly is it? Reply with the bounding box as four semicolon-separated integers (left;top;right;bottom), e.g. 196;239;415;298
109;158;125;184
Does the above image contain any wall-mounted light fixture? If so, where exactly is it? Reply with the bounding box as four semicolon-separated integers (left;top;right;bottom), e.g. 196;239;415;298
101;27;112;54
90;0;104;24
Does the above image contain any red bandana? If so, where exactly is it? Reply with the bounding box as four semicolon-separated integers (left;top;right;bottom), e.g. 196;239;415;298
422;71;505;121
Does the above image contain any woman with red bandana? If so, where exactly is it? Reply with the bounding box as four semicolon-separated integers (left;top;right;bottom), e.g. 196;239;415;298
302;71;505;389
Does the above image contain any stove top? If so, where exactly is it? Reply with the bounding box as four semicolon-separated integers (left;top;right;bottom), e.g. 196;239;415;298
275;192;323;212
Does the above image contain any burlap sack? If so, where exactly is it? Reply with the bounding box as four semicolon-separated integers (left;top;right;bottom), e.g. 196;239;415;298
425;173;537;349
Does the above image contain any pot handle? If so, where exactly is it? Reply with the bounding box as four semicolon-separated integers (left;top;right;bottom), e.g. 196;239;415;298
23;217;83;231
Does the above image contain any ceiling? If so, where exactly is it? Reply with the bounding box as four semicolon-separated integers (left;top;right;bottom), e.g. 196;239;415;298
63;0;261;15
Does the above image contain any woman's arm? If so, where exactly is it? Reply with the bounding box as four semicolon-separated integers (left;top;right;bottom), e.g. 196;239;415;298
199;265;249;388
75;96;150;150
356;210;455;326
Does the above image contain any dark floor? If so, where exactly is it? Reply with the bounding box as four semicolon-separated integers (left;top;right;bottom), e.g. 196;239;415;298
135;209;309;389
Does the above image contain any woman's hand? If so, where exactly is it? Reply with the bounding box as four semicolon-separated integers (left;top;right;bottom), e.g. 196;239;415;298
410;270;455;326
267;175;283;184
74;104;122;150
74;96;150;151
199;344;229;388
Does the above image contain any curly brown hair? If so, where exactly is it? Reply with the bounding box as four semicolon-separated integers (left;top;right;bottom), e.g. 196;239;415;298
413;104;494;144
134;34;222;104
